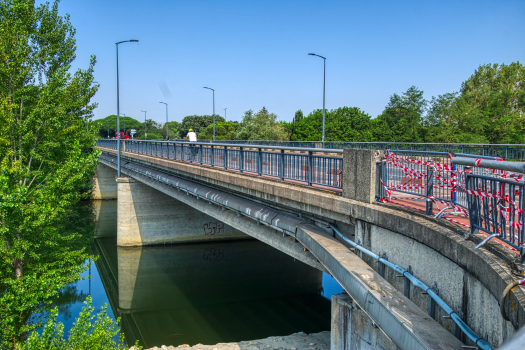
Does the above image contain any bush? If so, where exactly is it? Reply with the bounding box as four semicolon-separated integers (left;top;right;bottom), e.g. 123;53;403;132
23;297;140;350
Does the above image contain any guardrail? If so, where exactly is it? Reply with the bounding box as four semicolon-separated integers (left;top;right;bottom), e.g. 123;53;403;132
377;150;525;261
197;140;525;161
96;139;343;190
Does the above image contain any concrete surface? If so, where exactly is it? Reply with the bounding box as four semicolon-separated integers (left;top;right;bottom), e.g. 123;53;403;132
135;332;331;350
296;224;464;350
331;293;397;350
93;163;118;199
116;177;248;246
342;149;383;204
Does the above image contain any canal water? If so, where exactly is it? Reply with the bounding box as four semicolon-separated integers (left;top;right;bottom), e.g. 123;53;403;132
54;200;343;348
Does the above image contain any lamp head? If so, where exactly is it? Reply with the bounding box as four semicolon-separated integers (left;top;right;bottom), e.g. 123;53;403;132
130;40;139;42
308;53;316;56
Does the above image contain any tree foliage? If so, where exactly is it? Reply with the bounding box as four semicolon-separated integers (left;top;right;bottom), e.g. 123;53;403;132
291;107;374;142
0;0;99;347
179;115;225;138
23;297;140;350
234;107;289;140
200;121;239;140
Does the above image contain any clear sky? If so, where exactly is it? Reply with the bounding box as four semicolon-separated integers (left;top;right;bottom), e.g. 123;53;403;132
49;0;524;124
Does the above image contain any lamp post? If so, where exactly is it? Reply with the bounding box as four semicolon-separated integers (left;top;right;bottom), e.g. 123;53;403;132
224;108;227;120
107;122;110;139
159;102;168;140
141;110;147;140
116;39;139;177
203;87;215;141
308;53;326;145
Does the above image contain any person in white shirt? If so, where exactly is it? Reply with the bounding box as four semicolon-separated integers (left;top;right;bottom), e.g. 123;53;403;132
186;129;197;142
186;129;198;159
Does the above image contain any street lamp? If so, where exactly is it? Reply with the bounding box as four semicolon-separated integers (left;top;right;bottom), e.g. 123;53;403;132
141;110;147;140
116;39;139;177
308;53;326;145
224;108;227;120
203;87;215;142
159;102;168;140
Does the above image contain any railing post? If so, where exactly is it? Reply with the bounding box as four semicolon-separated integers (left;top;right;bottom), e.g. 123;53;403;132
211;145;215;167
199;144;203;165
224;146;228;170
280;149;285;180
307;151;313;186
258;147;262;176
240;147;244;173
466;174;479;236
426;166;434;215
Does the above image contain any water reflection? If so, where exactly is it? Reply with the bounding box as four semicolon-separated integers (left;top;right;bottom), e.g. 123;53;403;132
56;200;343;348
92;238;331;348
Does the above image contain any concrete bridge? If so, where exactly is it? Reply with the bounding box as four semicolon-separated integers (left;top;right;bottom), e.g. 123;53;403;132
94;141;525;350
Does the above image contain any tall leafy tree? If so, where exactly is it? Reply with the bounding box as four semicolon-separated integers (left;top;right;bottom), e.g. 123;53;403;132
179;115;225;138
234;107;289;140
375;86;427;142
291;107;374;142
0;0;99;347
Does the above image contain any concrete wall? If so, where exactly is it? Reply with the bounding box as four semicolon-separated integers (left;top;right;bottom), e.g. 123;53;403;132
116;177;249;246
342;149;383;204
93;163;118;199
354;220;516;347
331;293;398;350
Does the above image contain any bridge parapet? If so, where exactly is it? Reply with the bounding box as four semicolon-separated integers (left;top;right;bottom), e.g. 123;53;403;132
95;145;525;349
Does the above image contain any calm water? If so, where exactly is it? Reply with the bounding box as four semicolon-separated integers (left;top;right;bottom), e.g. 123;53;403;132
55;200;343;348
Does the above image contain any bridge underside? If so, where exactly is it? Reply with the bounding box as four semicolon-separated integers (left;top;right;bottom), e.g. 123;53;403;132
96;153;466;350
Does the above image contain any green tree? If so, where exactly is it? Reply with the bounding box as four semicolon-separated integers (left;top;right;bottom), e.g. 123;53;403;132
374;86;427;142
23;297;140;350
0;0;99;347
459;62;525;143
179;115;225;138
200;121;239;140
291;107;374;142
234;107;290;140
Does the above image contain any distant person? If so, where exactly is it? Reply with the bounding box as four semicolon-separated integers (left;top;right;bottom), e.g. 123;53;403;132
186;129;198;159
186;129;197;142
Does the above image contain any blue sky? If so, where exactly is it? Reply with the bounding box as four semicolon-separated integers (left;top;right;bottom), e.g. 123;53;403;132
50;0;524;123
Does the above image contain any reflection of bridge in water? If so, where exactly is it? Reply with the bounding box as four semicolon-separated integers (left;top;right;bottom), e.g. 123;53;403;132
92;236;330;348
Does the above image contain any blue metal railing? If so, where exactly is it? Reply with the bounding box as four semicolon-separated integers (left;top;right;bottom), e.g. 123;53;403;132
466;174;524;263
197;140;525;161
97;139;343;190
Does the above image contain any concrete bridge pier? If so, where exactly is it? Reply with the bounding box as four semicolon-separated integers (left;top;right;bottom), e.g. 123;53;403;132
116;177;248;246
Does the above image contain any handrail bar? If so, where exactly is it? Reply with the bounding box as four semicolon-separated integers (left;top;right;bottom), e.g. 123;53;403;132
201;140;525;146
329;224;492;350
101;139;343;154
452;157;525;173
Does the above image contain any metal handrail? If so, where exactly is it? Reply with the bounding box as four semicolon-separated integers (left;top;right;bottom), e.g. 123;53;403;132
329;225;492;350
96;139;343;189
97;139;343;154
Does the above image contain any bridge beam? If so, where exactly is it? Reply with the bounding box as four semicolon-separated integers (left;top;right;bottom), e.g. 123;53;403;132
116;177;248;246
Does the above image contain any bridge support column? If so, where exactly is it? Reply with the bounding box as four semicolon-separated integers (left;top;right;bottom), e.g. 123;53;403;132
93;163;118;199
331;293;397;350
342;149;383;204
116;177;248;246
